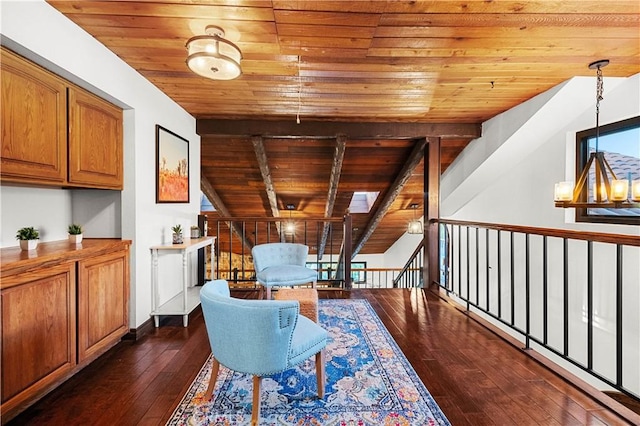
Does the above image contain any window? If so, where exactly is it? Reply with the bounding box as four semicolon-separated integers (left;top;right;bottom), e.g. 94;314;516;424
200;192;215;212
306;261;367;283
575;116;640;225
348;192;379;213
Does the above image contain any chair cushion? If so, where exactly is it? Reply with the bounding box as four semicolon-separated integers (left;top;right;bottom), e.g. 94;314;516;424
287;315;328;368
256;265;317;287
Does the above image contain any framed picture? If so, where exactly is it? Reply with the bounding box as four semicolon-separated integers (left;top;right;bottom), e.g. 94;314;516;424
156;125;189;203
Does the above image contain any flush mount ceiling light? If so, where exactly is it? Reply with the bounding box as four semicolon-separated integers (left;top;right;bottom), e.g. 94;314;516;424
186;25;242;80
554;59;639;208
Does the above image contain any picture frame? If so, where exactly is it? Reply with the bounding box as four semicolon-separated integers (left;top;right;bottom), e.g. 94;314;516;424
156;125;190;203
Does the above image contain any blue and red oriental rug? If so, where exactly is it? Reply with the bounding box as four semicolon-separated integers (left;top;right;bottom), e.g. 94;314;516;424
167;299;450;425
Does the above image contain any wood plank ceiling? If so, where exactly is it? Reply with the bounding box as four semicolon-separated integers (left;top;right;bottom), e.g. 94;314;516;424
46;1;640;255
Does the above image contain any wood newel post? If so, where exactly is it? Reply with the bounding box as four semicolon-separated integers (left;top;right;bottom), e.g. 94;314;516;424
343;214;352;289
424;137;441;290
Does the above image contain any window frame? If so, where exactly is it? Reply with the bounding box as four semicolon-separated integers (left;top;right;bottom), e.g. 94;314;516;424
574;115;640;225
307;261;367;283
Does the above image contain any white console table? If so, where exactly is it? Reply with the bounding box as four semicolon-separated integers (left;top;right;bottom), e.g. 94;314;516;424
150;236;215;327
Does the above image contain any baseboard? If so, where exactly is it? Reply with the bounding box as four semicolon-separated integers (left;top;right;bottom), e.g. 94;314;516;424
433;287;640;426
125;307;207;341
124;317;154;341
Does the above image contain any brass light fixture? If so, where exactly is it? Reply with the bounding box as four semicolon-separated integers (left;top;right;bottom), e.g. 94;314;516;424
407;203;423;234
554;59;639;208
186;25;242;80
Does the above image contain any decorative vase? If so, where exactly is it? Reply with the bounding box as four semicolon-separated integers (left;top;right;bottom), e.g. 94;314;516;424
20;240;39;251
190;228;200;239
172;233;184;244
69;234;83;244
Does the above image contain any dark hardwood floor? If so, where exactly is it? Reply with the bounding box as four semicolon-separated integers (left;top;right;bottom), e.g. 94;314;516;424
6;288;637;425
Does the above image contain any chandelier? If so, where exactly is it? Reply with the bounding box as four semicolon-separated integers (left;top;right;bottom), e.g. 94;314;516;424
554;59;640;208
186;25;242;80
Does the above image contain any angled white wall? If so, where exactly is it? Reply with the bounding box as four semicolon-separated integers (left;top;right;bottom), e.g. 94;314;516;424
442;74;639;233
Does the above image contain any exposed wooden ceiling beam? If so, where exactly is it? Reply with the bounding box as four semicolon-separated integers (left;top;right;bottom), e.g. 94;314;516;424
318;134;346;259
251;135;284;239
197;120;481;140
201;176;254;249
351;137;427;258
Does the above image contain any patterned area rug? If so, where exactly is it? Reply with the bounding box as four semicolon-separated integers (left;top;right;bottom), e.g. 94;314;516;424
167;299;450;425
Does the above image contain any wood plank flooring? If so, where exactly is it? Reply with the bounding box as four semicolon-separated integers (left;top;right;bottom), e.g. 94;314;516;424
6;288;637;425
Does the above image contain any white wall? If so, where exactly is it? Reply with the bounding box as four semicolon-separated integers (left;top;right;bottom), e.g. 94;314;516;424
440;73;640;393
1;1;201;328
1;186;123;244
1;186;73;243
352;253;385;268
384;230;424;268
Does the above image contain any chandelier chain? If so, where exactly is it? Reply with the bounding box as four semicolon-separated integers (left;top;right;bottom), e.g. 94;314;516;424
595;65;604;151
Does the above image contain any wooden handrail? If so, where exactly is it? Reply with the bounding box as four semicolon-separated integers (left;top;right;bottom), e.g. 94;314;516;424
209;216;344;223
436;219;640;247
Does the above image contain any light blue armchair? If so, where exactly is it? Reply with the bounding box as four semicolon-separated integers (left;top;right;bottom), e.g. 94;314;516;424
200;279;328;426
251;242;317;299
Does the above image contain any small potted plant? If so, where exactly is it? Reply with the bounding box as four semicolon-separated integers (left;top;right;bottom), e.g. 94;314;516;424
190;225;200;239
172;224;183;244
16;226;40;251
68;223;83;244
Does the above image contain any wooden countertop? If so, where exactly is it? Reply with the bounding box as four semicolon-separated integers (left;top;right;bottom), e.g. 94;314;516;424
1;238;132;280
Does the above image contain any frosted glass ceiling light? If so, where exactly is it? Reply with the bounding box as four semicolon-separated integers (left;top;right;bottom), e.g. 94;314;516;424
407;203;423;234
186;25;242;80
284;204;296;235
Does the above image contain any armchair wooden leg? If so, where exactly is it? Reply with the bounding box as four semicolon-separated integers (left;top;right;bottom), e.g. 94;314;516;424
265;287;271;300
251;375;262;426
205;357;221;400
315;350;325;398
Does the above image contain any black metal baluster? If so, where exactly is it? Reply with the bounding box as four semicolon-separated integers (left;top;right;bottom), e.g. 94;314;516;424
476;227;480;307
587;241;593;370
466;226;470;310
563;238;569;357
497;230;502;319
449;224;454;292
543;236;548;345
616;244;623;387
458;225;462;298
525;234;530;349
486;228;490;313
510;231;515;327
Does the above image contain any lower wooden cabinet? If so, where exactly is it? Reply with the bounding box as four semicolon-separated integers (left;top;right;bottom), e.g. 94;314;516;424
77;250;130;362
1;263;76;417
0;239;131;423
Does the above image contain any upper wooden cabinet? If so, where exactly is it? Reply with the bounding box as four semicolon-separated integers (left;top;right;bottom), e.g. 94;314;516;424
0;47;68;185
0;47;123;190
68;86;123;189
